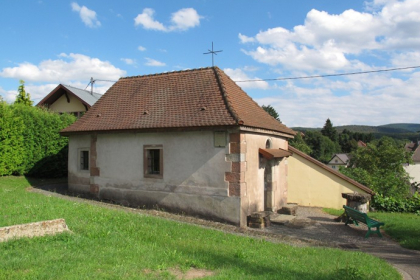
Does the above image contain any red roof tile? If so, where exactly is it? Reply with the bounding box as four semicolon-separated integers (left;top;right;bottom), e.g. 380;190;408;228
61;67;295;136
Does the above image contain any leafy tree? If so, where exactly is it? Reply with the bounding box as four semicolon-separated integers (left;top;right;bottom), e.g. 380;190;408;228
321;118;338;143
262;105;280;122
341;137;412;199
304;130;340;163
14;80;33;106
289;132;312;155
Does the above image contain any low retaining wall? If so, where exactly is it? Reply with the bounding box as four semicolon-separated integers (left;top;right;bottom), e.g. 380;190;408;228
0;219;70;242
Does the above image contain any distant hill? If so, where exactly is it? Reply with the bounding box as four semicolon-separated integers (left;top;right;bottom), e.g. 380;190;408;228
378;123;420;133
292;123;420;141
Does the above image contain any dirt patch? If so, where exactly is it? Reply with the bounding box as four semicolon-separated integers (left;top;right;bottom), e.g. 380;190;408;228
169;267;215;279
0;218;70;242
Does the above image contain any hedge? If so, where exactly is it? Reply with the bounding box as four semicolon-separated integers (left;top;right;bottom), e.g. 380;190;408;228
0;102;76;177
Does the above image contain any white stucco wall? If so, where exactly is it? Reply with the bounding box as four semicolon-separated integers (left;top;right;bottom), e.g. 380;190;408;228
68;134;91;193
68;130;242;224
49;94;86;113
405;163;420;183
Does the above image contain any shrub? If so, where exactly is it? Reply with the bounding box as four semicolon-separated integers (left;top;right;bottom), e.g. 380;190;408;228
372;193;420;214
0;103;76;177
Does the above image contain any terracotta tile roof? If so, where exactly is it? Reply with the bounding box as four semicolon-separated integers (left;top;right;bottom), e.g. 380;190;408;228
61;67;296;136
289;146;374;195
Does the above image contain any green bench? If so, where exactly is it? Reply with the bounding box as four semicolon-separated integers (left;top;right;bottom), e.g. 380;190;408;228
343;205;385;238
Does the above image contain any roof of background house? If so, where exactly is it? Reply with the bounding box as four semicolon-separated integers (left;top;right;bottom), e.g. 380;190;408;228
406;141;420;162
329;153;350;164
357;140;367;147
289;146;374;195
61;67;296;136
37;84;101;108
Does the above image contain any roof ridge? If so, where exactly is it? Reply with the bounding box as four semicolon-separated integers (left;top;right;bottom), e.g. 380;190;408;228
120;66;214;80
212;67;241;124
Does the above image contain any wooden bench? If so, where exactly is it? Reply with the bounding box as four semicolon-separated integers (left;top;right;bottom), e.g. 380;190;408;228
343;205;385;238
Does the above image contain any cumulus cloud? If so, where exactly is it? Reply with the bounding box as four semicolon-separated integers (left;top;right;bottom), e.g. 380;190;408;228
240;0;420;71
0;53;126;83
144;58;166;66
138;45;146;51
134;8;202;32
71;2;101;28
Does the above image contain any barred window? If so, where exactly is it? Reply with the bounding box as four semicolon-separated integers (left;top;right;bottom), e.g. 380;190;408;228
144;145;163;178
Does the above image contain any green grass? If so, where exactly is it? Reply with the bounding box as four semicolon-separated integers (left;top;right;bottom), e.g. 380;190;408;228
323;208;420;251
0;177;401;280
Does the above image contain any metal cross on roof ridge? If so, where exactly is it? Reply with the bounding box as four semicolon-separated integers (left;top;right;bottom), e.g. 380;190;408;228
203;42;222;67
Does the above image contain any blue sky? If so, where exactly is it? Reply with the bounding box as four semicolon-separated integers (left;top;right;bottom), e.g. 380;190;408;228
1;0;420;127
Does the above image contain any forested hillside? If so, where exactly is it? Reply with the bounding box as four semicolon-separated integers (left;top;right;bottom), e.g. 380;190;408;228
292;123;420;141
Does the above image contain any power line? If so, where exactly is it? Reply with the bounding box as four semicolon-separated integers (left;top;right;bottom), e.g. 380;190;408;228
234;65;420;83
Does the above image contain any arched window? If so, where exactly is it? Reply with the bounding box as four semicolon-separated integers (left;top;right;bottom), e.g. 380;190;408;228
266;139;272;149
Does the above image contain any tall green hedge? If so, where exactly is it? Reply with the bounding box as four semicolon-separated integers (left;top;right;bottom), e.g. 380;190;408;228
0;102;76;177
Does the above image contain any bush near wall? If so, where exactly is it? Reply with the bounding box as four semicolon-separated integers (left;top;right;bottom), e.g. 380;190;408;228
0;103;76;177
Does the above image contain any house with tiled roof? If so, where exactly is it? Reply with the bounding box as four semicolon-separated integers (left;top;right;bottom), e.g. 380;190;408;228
37;84;101;117
404;141;420;184
61;67;296;227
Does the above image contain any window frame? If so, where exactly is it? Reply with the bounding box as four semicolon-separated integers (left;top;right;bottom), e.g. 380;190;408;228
79;149;90;171
143;145;163;179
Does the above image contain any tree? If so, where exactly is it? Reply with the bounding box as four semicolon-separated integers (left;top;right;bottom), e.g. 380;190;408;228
262;105;281;122
321;118;338;143
14;80;33;106
341;136;412;198
289;132;312;155
304;130;340;163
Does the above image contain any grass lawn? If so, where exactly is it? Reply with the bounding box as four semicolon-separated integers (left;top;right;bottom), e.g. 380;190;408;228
0;177;401;280
323;208;420;251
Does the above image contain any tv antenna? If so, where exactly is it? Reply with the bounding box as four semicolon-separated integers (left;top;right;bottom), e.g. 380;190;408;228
85;77;118;94
203;42;222;67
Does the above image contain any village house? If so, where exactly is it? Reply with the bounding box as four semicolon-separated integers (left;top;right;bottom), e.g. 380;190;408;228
61;67;296;227
61;67;374;227
37;84;101;117
404;141;420;185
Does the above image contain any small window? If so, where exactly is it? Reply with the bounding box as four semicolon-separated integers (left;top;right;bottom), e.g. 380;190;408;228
332;165;336;169
144;145;163;178
266;139;272;149
80;150;89;171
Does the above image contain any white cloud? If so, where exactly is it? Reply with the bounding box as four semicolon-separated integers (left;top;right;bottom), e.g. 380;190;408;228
144;58;166;67
0;53;126;83
138;45;146;51
134;8;202;32
121;58;136;65
240;0;420;72
224;68;269;90
134;8;166;31
252;69;420;127
71;2;101;28
169;8;202;31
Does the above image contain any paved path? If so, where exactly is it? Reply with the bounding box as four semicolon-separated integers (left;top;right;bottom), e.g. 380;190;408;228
29;186;419;280
267;207;420;280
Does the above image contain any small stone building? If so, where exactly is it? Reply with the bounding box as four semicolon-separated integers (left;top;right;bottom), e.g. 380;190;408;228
61;67;296;227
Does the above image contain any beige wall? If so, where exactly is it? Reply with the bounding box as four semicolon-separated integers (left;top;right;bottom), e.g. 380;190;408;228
241;133;288;214
405;163;420;184
49;94;86;113
288;152;369;209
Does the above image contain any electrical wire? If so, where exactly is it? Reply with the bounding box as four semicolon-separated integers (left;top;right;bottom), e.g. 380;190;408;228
234;65;420;83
